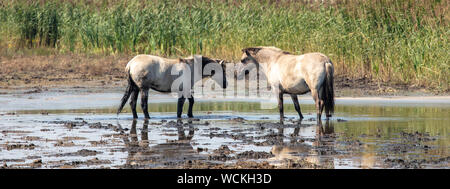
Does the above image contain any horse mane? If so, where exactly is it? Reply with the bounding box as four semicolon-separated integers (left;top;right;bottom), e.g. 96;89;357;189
180;56;221;69
200;56;215;63
254;46;291;55
182;55;215;62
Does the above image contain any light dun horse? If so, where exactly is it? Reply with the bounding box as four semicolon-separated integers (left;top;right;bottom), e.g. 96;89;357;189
117;55;227;119
240;46;334;124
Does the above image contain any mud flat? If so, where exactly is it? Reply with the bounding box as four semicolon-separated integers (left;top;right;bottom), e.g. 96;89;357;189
0;90;449;169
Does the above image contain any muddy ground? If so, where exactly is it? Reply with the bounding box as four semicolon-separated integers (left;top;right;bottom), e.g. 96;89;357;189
0;116;447;169
0;91;448;169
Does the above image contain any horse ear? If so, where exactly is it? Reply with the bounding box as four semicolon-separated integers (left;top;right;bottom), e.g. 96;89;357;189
215;59;225;64
242;48;251;56
242;47;261;56
249;47;262;54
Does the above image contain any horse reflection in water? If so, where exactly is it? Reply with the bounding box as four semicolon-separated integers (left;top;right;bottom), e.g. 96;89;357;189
270;120;336;168
122;120;202;168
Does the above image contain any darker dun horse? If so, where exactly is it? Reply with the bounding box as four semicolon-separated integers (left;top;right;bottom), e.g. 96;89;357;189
240;46;334;124
117;55;227;119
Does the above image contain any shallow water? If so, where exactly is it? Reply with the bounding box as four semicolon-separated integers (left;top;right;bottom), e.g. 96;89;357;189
0;91;449;169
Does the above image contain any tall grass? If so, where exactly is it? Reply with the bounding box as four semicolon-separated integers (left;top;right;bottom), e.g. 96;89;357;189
0;0;448;91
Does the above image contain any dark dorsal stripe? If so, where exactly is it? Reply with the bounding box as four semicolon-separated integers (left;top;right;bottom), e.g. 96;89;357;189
182;56;221;71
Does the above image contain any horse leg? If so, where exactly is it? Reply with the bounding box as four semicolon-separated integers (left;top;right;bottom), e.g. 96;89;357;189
187;97;194;118
130;88;139;119
290;94;304;120
311;89;321;123
140;89;150;119
320;100;325;120
177;97;186;119
277;92;284;124
318;87;325;120
318;87;329;120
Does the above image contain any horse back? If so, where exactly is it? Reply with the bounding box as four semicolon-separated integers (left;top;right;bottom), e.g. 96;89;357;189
127;55;177;91
274;53;331;93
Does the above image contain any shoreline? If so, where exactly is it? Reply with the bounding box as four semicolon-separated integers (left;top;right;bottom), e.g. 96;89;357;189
1;88;449;112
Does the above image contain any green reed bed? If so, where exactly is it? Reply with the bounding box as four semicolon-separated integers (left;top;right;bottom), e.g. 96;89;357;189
0;0;448;91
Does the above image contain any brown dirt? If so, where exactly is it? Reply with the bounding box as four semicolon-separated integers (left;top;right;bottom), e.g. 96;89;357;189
333;76;440;96
0;53;131;89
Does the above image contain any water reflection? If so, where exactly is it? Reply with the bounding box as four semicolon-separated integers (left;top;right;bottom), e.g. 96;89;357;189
271;121;336;168
116;103;448;169
122;120;202;168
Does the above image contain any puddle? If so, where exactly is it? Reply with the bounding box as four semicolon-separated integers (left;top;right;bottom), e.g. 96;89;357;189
0;91;449;169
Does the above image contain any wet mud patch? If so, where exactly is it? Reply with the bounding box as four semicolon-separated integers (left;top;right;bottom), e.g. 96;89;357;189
4;143;36;150
52;149;103;157
400;131;437;142
377;131;439;154
0;98;449;169
89;140;108;146
383;156;450;169
58;158;112;168
1;130;32;135
235;150;274;159
182;160;277;169
20;136;42;141
54;141;76;147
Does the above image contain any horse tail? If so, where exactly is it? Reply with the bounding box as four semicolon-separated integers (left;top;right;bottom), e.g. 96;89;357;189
117;69;138;115
323;60;335;117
